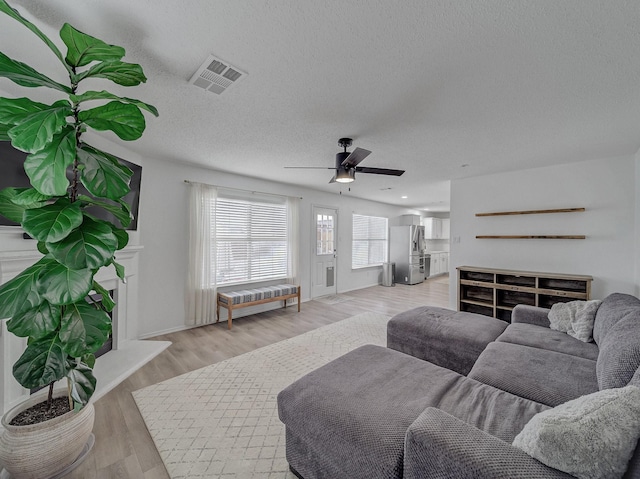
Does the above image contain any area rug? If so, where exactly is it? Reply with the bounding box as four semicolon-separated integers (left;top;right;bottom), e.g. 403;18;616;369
133;312;390;479
312;294;354;305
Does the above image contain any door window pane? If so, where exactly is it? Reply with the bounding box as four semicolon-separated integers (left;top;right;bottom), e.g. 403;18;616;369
316;213;335;255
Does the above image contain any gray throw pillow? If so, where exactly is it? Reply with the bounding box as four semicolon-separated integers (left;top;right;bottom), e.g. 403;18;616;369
512;385;640;479
548;300;602;342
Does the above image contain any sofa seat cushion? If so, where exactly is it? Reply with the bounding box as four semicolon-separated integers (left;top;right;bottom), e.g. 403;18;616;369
278;345;547;479
496;323;599;360
387;306;508;375
468;342;598;407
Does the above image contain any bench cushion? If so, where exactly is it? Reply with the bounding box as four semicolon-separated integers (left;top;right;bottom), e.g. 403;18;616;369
218;284;298;305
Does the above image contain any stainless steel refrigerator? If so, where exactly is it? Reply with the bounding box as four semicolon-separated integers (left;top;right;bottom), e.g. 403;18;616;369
390;225;425;285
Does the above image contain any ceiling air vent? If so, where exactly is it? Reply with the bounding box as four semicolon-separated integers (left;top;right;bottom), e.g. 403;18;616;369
189;54;247;95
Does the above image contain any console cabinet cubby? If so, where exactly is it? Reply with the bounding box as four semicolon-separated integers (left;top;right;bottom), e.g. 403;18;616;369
457;266;592;322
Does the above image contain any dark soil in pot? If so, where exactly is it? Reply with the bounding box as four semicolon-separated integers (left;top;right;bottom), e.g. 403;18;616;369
9;397;71;426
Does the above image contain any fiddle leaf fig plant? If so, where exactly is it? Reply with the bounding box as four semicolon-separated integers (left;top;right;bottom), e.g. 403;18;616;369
0;0;157;411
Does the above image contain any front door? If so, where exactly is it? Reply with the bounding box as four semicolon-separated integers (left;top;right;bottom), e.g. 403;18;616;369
312;206;338;298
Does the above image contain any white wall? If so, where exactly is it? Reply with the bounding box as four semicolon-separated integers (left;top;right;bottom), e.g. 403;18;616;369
137;157;419;338
635;150;640;296
449;156;637;307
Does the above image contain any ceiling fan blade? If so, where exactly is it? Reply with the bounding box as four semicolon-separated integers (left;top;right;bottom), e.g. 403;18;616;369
284;166;334;169
355;166;405;176
329;175;336;183
341;147;371;168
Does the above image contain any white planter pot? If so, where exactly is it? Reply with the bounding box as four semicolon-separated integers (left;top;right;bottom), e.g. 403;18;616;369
0;390;94;479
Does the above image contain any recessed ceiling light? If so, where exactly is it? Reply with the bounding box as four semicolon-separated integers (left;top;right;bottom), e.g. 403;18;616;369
401;195;408;199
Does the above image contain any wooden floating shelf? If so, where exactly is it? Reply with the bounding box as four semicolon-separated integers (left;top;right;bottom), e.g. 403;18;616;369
476;208;585;217
476;235;586;239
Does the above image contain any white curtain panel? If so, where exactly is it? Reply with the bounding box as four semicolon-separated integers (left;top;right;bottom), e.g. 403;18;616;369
286;196;300;287
186;182;217;326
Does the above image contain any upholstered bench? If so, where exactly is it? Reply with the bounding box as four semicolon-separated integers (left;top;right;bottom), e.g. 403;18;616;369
216;284;300;329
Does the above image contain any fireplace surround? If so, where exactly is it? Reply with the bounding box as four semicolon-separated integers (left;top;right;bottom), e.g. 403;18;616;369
0;245;170;414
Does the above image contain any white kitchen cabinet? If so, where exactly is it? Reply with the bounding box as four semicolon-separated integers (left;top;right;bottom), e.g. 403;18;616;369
441;218;450;239
430;253;441;276
423;217;440;239
399;214;422;226
428;252;450;277
423;217;450;239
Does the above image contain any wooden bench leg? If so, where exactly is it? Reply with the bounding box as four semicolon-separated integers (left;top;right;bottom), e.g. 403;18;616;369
297;289;301;312
228;307;232;330
216;300;220;323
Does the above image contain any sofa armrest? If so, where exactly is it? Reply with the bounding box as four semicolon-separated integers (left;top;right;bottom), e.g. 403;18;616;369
404;408;573;479
511;304;551;327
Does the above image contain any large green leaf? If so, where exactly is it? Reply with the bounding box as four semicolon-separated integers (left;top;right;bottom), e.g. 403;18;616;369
0;52;71;93
8;100;72;153
0;187;30;223
60;23;125;67
10;187;51;207
76;60;147;86
111;258;126;283
23;126;76;196
0;97;49;126
111;225;129;250
13;334;67;389
37;241;49;255
91;281;115;312
59;301;111;357
0;0;70;73
0;122;9;141
78;194;132;228
6;301;61;339
37;261;93;306
0;256;52;319
78;145;132;199
66;360;96;406
78;101;145;141
22;199;83;243
71;90;158;117
82;353;96;369
47;216;118;269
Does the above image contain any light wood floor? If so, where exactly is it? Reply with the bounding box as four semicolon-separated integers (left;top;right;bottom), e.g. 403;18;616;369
66;277;450;478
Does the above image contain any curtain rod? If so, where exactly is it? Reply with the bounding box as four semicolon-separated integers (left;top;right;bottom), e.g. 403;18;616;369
183;180;302;200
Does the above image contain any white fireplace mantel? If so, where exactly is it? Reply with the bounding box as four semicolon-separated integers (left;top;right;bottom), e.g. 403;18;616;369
0;245;169;414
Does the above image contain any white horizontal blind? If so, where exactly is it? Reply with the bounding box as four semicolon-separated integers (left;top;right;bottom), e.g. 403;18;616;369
352;214;388;269
213;195;288;285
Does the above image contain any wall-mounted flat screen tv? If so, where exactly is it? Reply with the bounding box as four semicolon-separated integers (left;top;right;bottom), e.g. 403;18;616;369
0;141;142;230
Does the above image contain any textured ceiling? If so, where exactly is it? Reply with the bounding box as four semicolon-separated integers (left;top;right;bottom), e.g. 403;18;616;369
2;0;640;211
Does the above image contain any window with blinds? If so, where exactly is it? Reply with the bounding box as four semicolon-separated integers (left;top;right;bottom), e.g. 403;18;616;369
352;214;388;269
214;195;288;285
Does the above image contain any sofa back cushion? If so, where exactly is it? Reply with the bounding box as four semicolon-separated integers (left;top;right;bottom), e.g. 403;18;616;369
596;303;640;390
593;293;640;345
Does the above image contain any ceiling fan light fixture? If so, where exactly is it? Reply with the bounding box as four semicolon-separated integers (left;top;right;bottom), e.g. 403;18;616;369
335;167;355;183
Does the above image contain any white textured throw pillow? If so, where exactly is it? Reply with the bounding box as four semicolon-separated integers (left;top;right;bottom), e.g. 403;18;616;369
512;385;640;479
548;300;602;342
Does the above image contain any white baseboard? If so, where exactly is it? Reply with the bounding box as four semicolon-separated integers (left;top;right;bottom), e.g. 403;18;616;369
338;282;380;294
139;297;311;339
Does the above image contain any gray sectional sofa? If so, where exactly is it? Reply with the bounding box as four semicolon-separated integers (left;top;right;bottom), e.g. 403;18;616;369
277;293;640;478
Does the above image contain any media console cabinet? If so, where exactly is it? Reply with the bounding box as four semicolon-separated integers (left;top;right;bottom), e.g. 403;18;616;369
457;266;592;322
